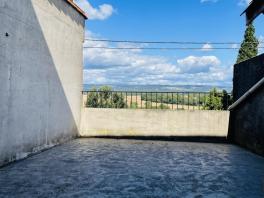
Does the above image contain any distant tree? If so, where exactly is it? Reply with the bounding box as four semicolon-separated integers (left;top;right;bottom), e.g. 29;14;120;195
204;88;223;110
112;93;126;108
236;24;259;64
98;86;112;108
86;86;126;108
86;87;99;108
203;88;233;110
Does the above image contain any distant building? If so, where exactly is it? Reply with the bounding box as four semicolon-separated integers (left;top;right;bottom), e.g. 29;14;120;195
0;0;87;166
241;0;264;25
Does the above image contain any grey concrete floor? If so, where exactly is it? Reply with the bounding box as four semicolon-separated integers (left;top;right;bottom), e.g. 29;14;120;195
0;138;264;198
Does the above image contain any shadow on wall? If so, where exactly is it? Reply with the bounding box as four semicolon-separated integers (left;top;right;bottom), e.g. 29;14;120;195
47;0;84;27
228;86;264;156
0;0;84;166
228;54;264;156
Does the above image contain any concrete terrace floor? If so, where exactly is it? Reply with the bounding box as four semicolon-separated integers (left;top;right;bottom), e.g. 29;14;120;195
0;139;264;198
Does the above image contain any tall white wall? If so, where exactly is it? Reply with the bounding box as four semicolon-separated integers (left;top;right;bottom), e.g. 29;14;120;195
0;0;85;166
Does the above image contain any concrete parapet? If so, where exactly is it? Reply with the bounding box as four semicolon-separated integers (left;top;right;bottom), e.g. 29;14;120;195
80;108;230;138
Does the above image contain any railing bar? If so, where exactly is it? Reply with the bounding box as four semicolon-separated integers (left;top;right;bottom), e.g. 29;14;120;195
100;92;102;108
193;93;195;110
188;92;190;110
156;92;158;109
167;92;169;109
145;92;148;109
136;92;138;109
204;93;206;108
183;93;184;110
121;92;123;109
150;92;152;109
130;92;132;108
111;92;113;108
227;93;229;109
161;93;163;108
86;92;89;108
199;93;200;110
126;92;127;108
172;93;174;110
177;93;179;110
141;92;143;109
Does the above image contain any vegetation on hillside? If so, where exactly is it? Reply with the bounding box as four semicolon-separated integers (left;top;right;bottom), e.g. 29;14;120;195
203;88;232;110
86;86;232;110
86;86;126;108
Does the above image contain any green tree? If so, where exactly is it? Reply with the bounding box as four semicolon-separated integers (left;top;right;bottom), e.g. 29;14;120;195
98;86;112;108
204;88;223;110
86;87;99;108
86;86;126;108
112;93;126;108
236;24;259;64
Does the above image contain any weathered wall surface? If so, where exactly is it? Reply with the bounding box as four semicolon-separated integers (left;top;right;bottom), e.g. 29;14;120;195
229;54;264;156
229;85;264;156
0;0;85;166
233;54;264;101
80;108;230;138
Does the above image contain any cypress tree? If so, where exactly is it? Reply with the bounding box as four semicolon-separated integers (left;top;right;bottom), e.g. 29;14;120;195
236;24;259;64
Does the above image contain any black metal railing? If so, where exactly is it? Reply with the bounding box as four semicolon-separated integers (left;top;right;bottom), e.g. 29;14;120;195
82;91;232;111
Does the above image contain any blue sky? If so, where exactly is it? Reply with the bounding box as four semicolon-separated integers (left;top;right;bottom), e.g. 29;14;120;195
75;0;264;87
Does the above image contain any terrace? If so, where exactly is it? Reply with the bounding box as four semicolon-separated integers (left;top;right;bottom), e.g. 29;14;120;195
1;139;264;197
1;0;264;197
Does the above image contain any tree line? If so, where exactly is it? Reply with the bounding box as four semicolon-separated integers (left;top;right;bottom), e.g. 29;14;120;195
86;86;232;110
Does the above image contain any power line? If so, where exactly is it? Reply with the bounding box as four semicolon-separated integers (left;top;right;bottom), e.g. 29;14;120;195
85;38;263;45
83;46;264;50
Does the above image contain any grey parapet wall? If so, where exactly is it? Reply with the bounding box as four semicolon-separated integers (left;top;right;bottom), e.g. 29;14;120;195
0;0;86;166
80;108;230;138
228;54;264;156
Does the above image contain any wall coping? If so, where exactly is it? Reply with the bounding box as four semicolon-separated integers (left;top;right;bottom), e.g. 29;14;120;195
229;76;264;111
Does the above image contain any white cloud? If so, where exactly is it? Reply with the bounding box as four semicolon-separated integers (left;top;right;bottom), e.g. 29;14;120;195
177;56;220;73
201;0;251;6
83;31;232;86
201;43;213;51
74;0;115;20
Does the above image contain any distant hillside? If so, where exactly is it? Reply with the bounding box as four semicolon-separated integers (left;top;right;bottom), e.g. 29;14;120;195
84;84;232;92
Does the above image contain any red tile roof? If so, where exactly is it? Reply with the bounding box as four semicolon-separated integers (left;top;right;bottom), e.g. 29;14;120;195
66;0;88;19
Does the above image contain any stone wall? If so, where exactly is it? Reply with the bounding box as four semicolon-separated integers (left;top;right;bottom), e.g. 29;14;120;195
0;0;85;166
81;108;230;138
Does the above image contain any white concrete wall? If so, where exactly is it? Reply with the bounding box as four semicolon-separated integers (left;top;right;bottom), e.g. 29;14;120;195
0;0;85;166
80;109;230;137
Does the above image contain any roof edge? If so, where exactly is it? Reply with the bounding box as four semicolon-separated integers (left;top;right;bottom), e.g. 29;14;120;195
65;0;88;19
